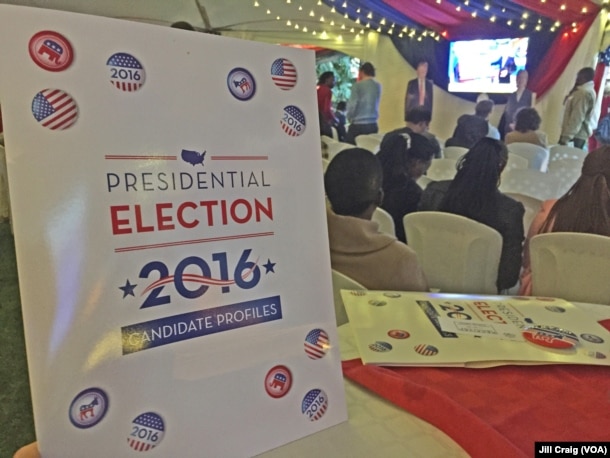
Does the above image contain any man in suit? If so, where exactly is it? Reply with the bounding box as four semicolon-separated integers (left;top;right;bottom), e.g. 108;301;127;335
405;60;433;119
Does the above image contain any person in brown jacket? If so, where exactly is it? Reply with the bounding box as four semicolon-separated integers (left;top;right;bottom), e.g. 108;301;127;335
324;148;428;292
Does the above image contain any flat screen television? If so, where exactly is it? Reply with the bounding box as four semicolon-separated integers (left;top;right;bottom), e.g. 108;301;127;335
448;37;529;94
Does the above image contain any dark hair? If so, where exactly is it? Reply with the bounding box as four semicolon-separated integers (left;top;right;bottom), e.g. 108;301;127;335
360;62;375;77
514;107;541;132
325;148;382;216
378;133;436;184
416;59;429;68
171;21;195;30
318;71;334;85
405;107;432;124
439;138;508;227
577;67;595;83
336;101;346;111
540;146;610;235
475;100;494;118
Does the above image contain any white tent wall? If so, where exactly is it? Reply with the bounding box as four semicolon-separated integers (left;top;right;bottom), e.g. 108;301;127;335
0;0;607;144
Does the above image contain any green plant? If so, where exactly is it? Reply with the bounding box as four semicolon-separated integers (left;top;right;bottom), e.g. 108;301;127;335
316;53;360;106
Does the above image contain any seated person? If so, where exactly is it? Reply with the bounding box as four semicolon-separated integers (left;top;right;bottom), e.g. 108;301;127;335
419;138;525;292
380;107;442;158
377;132;437;243
519;146;610;295
325;148;428;291
445;113;489;149
475;99;501;140
505;107;548;148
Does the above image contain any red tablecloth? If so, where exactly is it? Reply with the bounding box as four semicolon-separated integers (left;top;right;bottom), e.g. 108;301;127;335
342;319;610;458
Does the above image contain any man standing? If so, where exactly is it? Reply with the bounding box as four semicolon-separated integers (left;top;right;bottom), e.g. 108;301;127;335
345;62;381;144
560;67;597;149
405;60;433;119
501;69;533;138
316;71;337;138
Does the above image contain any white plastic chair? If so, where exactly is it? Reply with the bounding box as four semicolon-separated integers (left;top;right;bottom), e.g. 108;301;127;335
320;135;337;147
530;232;610;305
549;144;588;163
326;141;353;160
505;153;529;171
0;145;10;221
499;169;561;201
547;159;582;197
331;269;367;326
355;134;381;154
321;158;330;173
372;207;395;237
426;158;458;181
507;142;550;172
442;145;468;160
505;192;542;234
416;175;434;190
403;211;503;294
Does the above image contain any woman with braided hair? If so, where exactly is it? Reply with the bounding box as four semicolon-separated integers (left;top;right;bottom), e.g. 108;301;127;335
519;146;610;295
419;138;525;292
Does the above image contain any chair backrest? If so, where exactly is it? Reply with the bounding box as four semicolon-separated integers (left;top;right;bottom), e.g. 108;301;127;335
372;207;396;237
403;211;503;294
505;153;529;171
326;141;353;160
426;158;458;181
442;145;468;160
546;159;582;197
416;175;434;190
499;168;561;201
355;134;381;154
321;158;330;173
507;142;550;172
549;144;588;162
331;269;367;326
320;135;337;147
504;192;542;233
530;232;610;305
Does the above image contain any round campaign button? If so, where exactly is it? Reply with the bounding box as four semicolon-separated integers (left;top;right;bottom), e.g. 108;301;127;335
68;387;109;429
369;341;392;352
414;343;439;356
280;105;306;137
227;67;256;101
264;365;292;399
301;389;328;421
522;325;579;349
388;329;410;339
270;58;298;90
127;412;165;452
31;88;78;131
107;53;146;92
304;328;330;360
28;31;73;72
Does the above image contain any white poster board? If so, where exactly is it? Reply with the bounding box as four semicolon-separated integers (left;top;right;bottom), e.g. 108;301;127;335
0;5;346;456
343;291;610;367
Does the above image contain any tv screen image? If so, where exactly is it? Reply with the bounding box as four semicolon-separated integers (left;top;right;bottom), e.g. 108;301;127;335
448;37;529;94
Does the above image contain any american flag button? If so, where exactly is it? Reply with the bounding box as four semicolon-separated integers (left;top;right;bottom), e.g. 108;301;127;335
68;387;109;429
369;341;393;352
304;328;330;360
264;365;293;399
107;53;146;92
227;67;256;101
270;58;297;90
127;412;165;452
31;88;78;130
28;31;73;72
280;105;306;137
414;343;439;356
301;389;328;422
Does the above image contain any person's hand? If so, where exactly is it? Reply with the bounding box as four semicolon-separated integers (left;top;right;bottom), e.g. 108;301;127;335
13;442;40;458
